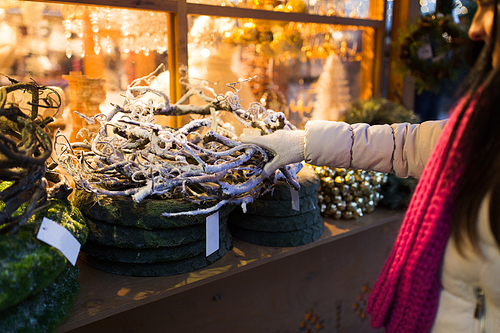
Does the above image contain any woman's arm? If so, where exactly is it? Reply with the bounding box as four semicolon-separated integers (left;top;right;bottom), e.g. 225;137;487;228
303;120;447;178
241;119;447;179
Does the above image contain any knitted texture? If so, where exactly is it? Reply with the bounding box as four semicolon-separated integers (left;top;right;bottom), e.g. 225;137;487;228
366;96;477;333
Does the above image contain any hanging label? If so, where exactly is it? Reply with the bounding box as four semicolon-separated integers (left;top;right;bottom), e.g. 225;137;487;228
417;43;433;60
291;187;300;211
206;211;219;256
242;128;261;137
36;217;81;266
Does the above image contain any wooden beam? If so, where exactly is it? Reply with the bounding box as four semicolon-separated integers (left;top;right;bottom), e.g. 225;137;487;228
386;0;421;109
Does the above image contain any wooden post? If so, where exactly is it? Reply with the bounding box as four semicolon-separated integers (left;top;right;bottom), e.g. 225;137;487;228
82;7;105;78
168;0;189;128
360;0;386;100
386;0;420;109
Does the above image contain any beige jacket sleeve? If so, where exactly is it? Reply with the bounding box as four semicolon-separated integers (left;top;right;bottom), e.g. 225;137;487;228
303;119;447;178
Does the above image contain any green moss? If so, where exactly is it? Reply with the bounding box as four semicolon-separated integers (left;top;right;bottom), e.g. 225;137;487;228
229;210;324;247
0;200;88;311
72;189;235;230
81;227;233;277
0;264;80;333
0;182;28;226
85;214;228;249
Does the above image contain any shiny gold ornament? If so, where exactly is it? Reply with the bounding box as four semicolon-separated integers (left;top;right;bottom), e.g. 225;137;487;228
259;87;289;116
284;0;308;13
310;165;387;220
343;211;353;219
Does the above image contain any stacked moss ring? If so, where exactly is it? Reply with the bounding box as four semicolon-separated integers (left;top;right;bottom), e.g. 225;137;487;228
84;214;230;249
82;221;231;264
72;192;235;276
228;209;324;247
243;194;318;217
72;189;235;230
228;166;324;247
0;199;87;331
229;208;320;232
80;228;232;277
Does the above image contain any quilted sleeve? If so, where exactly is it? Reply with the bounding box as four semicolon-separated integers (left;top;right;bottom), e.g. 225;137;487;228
303;119;447;178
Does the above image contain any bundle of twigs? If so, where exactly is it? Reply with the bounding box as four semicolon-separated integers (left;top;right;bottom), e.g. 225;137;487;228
55;70;301;217
0;81;71;234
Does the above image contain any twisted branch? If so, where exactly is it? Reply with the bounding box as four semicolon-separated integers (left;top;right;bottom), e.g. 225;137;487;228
55;70;301;216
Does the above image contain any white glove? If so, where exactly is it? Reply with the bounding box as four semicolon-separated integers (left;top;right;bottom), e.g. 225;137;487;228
241;130;305;177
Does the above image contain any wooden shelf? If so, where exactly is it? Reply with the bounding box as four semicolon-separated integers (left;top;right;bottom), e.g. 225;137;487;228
57;208;403;333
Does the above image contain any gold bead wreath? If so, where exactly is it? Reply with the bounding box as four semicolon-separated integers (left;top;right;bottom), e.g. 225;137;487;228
310;166;387;220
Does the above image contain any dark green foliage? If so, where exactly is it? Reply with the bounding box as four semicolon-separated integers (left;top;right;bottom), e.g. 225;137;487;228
379;174;419;210
342;97;420;125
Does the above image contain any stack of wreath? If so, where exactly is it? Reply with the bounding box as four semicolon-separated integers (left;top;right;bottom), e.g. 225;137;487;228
55;69;302;276
73;190;235;277
228;166;323;247
0;82;88;332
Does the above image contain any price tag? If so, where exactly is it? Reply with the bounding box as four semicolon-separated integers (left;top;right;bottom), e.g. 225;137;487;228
206;211;219;256
242;128;261;137
417;43;433;60
291;187;300;211
36;217;81;266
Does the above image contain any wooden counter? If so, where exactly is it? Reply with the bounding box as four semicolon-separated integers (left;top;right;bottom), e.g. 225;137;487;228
57;209;403;333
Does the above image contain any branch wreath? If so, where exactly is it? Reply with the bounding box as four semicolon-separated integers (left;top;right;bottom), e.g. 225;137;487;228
0;80;72;234
54;68;302;217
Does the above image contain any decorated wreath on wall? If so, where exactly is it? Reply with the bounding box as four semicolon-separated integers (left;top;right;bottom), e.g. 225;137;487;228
396;14;468;93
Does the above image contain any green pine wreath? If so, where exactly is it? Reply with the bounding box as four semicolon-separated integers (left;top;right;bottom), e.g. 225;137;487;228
396;14;468;93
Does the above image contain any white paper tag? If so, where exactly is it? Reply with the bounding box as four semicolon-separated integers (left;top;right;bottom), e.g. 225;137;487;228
291;187;300;211
206;211;219;256
242;128;261;137
36;217;81;266
417;43;433;60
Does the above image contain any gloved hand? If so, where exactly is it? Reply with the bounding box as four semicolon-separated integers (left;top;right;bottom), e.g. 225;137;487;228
241;129;305;177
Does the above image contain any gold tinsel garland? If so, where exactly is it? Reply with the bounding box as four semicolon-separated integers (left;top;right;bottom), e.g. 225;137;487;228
223;0;308;60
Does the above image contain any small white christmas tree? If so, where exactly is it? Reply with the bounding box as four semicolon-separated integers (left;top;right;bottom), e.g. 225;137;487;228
312;54;351;121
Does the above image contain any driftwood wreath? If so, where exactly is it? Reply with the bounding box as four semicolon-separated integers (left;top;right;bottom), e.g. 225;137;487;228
54;68;302;217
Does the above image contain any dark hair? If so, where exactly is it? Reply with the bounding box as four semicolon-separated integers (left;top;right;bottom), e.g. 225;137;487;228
451;0;500;254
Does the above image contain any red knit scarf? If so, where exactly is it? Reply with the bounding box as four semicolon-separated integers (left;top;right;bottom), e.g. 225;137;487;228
366;95;477;333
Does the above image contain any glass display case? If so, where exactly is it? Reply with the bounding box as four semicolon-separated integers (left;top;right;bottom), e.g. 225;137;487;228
0;0;386;135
